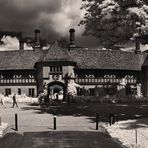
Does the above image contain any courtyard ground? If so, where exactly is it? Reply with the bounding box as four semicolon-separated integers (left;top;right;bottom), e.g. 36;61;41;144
0;102;148;147
0;131;123;148
105;118;148;148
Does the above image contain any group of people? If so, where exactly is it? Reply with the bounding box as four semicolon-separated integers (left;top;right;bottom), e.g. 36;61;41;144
0;93;18;108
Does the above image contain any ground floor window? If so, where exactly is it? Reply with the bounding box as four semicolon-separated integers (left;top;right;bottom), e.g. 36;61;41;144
18;88;21;95
5;88;11;96
28;88;35;97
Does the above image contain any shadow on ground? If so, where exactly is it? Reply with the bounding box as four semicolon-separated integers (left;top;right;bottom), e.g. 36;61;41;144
21;102;148;124
0;131;122;148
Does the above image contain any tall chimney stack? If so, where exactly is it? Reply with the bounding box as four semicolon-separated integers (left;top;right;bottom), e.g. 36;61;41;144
34;29;40;48
19;39;24;50
69;28;76;48
135;37;140;53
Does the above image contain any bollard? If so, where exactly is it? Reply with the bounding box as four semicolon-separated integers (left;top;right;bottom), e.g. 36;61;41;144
96;113;99;130
135;129;137;145
15;113;18;131
109;113;115;126
54;116;56;130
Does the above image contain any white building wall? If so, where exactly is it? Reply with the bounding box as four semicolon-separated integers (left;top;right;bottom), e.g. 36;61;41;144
62;66;75;78
0;85;37;96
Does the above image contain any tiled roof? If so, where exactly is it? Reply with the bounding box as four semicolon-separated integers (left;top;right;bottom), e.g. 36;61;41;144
70;49;147;70
0;45;147;71
0;49;47;70
42;43;74;62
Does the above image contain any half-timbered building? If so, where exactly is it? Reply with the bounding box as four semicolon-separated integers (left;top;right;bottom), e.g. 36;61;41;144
0;29;148;99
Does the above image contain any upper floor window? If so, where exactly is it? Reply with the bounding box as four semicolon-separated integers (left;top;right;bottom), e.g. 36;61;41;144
50;66;62;73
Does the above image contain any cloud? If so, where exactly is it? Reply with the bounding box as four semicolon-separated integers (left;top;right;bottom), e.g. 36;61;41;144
0;0;85;39
0;36;19;51
0;36;33;51
0;0;99;48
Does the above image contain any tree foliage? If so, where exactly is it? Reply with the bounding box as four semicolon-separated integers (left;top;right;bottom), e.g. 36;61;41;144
80;0;148;48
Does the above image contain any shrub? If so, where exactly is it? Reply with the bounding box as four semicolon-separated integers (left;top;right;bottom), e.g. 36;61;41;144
72;94;148;104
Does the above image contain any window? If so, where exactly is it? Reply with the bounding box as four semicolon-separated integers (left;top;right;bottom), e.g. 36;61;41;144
18;88;21;95
43;67;50;78
28;88;35;97
5;88;11;96
50;66;62;73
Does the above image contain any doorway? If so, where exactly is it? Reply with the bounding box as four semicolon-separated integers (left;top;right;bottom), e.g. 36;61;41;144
48;82;65;101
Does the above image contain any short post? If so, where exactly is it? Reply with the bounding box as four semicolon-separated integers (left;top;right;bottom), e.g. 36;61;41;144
135;129;137;145
96;113;99;130
15;113;18;131
109;113;115;126
54;116;56;130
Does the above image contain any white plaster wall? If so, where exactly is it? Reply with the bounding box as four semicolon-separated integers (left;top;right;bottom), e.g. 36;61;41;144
43;79;64;85
0;85;37;96
43;66;50;78
62;66;75;78
79;85;96;89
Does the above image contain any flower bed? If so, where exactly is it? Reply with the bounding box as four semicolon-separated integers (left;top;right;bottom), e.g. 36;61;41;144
3;94;38;104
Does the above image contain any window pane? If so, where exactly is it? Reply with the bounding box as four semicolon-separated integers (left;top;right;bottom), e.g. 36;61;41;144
18;88;21;95
5;88;11;96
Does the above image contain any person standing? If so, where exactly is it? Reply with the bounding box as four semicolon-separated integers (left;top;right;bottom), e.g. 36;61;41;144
12;94;18;108
0;93;5;108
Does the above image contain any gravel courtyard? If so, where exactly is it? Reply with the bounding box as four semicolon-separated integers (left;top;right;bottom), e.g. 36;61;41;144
0;103;125;148
1;102;148;148
1;102;148;132
0;103;100;132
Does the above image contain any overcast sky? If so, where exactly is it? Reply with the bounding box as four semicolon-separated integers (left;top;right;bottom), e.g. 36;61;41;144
0;0;98;48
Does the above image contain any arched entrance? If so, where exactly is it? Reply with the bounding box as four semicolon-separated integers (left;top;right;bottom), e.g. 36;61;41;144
47;81;66;101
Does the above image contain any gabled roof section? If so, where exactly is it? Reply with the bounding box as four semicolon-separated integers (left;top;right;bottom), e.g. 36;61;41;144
70;49;147;71
41;42;74;62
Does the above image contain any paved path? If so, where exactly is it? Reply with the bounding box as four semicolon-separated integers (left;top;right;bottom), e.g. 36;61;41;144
0;131;122;148
0;103;124;148
0;103;102;132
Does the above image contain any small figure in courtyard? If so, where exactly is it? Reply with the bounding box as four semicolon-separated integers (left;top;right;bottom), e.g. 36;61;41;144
48;94;53;104
55;93;59;100
12;94;18;108
0;93;5;108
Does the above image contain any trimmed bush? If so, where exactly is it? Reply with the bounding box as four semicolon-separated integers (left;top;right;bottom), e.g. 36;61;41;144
72;94;148;104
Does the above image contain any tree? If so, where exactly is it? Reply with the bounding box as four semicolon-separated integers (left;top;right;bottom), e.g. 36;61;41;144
80;0;148;48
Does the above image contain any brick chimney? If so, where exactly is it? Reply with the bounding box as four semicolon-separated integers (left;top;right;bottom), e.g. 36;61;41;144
69;28;76;48
135;37;141;53
34;29;40;48
19;39;24;50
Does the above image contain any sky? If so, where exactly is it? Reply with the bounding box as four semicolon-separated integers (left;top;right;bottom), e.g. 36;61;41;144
0;0;98;48
0;0;147;51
